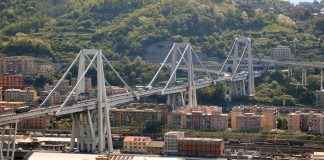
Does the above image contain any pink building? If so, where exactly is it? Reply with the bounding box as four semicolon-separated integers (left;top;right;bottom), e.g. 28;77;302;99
167;106;228;131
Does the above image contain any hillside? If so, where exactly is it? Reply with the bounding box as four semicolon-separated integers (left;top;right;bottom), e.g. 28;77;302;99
0;0;323;60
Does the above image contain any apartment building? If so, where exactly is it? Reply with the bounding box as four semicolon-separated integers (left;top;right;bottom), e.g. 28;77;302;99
0;74;24;90
0;107;14;115
288;111;324;135
262;108;277;131
4;88;37;105
147;141;164;155
38;64;54;78
167;106;228;131
109;107;165;126
19;116;51;130
309;115;324;135
236;113;262;132
106;86;128;95
123;136;151;154
164;131;184;155
231;107;243;130
231;106;277;131
0;87;2;101
0;101;26;110
0;57;34;76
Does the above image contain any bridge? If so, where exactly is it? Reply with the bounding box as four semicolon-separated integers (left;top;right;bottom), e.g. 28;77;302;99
0;37;322;159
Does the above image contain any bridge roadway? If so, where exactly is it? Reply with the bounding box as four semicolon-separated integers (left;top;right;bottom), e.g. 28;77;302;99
228;58;324;69
0;75;251;125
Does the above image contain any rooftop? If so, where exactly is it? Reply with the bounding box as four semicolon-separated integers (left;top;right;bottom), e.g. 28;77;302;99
124;136;151;142
0;101;26;104
180;137;223;142
165;131;184;135
148;141;164;148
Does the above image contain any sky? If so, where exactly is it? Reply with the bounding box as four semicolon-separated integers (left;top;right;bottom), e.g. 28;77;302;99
288;0;314;4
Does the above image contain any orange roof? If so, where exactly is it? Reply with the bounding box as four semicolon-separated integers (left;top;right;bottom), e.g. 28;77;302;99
123;136;150;142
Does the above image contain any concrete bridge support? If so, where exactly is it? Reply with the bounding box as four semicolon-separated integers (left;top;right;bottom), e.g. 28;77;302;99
321;69;323;91
288;66;293;78
302;67;307;85
225;80;247;101
166;92;186;110
0;122;18;160
68;50;113;153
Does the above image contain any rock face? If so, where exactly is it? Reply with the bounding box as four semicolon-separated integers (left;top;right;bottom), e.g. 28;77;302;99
144;41;174;63
143;41;208;63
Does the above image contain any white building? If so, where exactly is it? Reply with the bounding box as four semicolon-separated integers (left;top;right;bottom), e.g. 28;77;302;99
164;131;184;155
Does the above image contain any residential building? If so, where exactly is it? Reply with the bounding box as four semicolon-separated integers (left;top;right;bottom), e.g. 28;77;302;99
262;108;277;131
231;107;243;130
270;46;293;61
167;106;228;131
178;137;224;157
123;136;151;154
0;101;26;110
147;141;164;155
38;64;54;78
236;113;262;132
164;131;184;155
309;115;324;135
110;107;165;126
0;87;2;101
106;86;128;95
4;88;37;105
19;116;51;130
231;106;277;131
288;111;302;131
0;74;24;90
0;107;14;115
40;91;66;105
46;80;71;95
0;57;34;76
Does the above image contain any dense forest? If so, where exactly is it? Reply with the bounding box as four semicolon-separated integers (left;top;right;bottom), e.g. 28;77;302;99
0;0;323;59
1;0;324;106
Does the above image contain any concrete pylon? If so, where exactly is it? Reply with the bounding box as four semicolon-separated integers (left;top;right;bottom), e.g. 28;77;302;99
63;50;113;153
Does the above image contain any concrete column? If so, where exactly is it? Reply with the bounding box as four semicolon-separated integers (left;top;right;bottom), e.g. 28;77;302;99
187;46;193;108
242;79;246;96
7;124;12;157
232;41;239;74
97;51;104;153
247;38;255;95
171;47;177;83
76;51;86;100
288;66;293;78
79;113;85;152
321;69;323;91
302;68;307;85
11;121;17;160
70;114;76;152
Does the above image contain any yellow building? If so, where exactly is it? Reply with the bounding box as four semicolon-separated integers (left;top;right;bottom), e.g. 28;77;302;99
231;107;243;130
4;88;37;105
262;108;277;131
123;136;151;154
39;64;54;78
0;101;26;110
